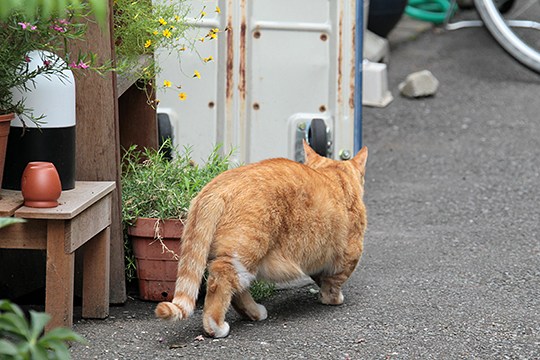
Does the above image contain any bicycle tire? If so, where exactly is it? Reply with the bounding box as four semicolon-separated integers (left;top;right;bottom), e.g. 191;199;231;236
474;0;540;73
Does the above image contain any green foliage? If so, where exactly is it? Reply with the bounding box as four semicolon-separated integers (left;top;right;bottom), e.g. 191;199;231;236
121;140;233;281
0;0;107;26
0;6;110;119
0;218;25;229
121;140;233;224
113;0;192;93
250;281;276;302
0;299;85;360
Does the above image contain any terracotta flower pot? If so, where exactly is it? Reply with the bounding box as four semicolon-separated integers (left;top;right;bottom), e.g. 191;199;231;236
0;113;14;195
21;162;62;208
128;218;184;301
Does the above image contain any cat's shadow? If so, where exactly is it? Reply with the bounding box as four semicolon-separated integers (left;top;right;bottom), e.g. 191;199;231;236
162;286;334;344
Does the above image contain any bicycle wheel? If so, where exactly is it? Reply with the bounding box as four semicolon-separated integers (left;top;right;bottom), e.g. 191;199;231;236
474;0;540;73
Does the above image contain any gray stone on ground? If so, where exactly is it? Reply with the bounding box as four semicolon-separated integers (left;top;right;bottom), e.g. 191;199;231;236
398;69;439;98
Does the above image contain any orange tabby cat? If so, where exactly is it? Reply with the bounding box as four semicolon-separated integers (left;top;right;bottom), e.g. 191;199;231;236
155;142;368;338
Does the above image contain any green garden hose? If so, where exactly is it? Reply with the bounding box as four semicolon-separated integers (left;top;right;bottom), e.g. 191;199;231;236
405;0;457;24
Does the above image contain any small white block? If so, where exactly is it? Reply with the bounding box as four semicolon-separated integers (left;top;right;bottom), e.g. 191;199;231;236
398;70;439;98
362;61;393;108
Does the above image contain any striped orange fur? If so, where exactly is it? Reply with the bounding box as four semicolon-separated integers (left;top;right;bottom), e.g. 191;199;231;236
155;142;368;338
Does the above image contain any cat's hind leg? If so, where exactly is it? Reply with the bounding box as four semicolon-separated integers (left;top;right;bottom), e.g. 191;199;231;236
202;256;255;338
232;290;268;321
318;256;361;306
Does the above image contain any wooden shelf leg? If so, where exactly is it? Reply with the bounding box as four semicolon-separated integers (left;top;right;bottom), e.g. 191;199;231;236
45;220;74;331
82;226;111;318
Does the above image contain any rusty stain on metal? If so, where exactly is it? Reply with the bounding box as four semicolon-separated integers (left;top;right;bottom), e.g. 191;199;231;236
349;21;356;110
239;19;247;101
320;33;328;41
319;105;326;112
253;103;260;110
208;101;215;108
253;31;261;39
226;16;234;102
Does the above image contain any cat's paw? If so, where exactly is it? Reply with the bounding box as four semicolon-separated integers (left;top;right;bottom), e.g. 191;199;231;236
204;319;230;338
254;304;268;321
319;290;344;305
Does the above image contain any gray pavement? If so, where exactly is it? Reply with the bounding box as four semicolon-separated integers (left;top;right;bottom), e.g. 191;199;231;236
70;15;540;359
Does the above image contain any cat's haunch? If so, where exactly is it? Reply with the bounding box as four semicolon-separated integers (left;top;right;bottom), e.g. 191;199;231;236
155;142;368;338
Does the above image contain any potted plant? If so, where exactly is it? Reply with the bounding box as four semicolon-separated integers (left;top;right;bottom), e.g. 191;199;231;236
121;140;232;301
0;5;108;190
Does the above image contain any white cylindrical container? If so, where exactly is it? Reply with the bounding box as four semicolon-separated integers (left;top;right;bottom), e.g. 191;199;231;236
3;50;77;190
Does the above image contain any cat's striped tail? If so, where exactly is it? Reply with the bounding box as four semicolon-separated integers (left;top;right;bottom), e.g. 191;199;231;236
155;193;224;321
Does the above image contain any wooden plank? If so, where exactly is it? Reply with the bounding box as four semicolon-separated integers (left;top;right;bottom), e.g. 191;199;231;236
119;83;158;150
72;2;126;304
66;194;111;253
45;220;74;331
82;227;110;318
0;190;23;216
14;182;115;220
116;55;152;97
0;220;47;249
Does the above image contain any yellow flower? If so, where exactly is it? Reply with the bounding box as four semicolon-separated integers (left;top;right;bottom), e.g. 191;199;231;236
179;45;186;51
200;11;207;18
174;15;180;21
199;37;205;42
203;56;213;63
153;30;159;35
179;92;187;101
215;6;221;13
144;40;152;48
163;80;172;87
163;29;172;38
193;70;201;79
159;18;167;26
209;33;217;40
212;28;220;34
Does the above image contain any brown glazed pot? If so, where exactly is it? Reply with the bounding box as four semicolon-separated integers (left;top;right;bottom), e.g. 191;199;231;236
21;161;62;208
128;218;184;301
0;113;14;194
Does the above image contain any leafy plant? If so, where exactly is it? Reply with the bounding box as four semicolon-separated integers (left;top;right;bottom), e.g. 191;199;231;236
0;299;85;360
121;140;233;280
0;5;110;121
113;0;189;104
113;0;223;105
121;140;233;224
250;281;276;302
0;0;107;26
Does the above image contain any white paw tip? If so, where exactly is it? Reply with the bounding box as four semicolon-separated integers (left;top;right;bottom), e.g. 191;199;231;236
256;304;268;321
213;321;230;338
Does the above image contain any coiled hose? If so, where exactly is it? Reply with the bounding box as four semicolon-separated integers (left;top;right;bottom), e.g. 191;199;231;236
405;0;457;24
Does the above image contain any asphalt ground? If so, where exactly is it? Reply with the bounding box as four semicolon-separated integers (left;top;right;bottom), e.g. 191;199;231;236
70;14;540;360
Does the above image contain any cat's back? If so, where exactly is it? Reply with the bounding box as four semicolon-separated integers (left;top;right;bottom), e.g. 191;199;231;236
205;157;330;198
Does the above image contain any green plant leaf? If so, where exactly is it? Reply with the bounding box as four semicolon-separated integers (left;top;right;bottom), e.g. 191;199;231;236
43;339;71;360
29;344;49;360
0;300;25;318
28;311;50;342
89;0;107;26
0;218;26;229
0;313;30;339
0;339;18;356
40;327;86;343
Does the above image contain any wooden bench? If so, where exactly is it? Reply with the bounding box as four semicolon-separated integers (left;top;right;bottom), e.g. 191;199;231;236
0;181;115;330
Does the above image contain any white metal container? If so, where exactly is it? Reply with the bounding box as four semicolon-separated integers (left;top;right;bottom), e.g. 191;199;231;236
157;0;358;164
